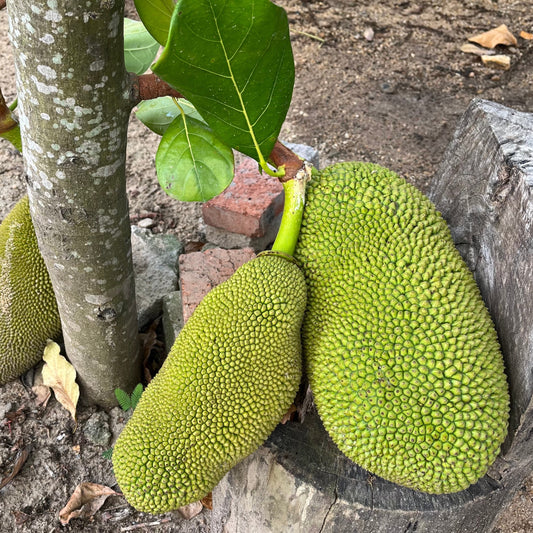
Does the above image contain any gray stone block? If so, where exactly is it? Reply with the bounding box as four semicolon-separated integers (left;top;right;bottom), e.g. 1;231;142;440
131;226;183;327
283;141;320;169
162;290;184;352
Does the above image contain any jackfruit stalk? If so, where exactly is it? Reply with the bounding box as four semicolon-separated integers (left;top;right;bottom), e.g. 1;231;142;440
113;164;311;513
294;161;509;494
0;196;61;384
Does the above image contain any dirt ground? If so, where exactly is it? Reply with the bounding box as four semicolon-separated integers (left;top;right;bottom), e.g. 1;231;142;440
1;0;532;531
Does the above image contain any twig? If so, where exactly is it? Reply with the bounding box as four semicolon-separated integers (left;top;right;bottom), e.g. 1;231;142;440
130;73;183;106
291;29;325;43
121;518;172;531
269;140;306;182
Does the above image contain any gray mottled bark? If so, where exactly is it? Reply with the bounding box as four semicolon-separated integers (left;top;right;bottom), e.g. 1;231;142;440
211;100;533;532
8;0;141;407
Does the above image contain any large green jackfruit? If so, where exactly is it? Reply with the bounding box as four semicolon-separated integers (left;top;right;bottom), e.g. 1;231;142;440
295;162;509;494
113;252;306;513
0;196;61;385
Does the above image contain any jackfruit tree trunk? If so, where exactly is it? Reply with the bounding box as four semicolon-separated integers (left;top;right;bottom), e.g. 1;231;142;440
8;0;141;407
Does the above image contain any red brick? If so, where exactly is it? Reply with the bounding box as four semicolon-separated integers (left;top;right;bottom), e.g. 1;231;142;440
179;247;256;322
202;158;284;238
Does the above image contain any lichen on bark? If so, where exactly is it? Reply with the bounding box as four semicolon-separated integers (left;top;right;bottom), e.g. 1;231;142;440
8;0;141;407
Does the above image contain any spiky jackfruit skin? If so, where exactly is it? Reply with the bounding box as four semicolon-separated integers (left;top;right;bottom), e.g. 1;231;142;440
294;162;509;494
113;253;306;513
0;196;61;385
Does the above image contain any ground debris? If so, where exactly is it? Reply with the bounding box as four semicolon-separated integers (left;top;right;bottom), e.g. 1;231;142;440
0;445;30;490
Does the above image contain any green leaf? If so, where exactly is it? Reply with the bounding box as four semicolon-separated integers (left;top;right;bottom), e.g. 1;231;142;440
130;383;144;411
102;448;114;460
0;125;22;153
134;0;176;46
124;18;160;75
152;0;294;167
156;111;234;202
135;97;205;136
114;388;132;411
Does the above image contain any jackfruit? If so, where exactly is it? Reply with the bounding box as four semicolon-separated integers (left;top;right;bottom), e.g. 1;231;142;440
0;196;61;384
294;161;509;494
113;251;306;513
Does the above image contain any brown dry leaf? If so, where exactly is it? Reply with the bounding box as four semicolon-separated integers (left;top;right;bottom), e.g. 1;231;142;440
469;24;517;48
520;30;533;40
41;340;79;422
460;43;496;56
59;482;119;525
32;384;51;408
31;365;51;408
0;446;30;490
481;54;511;70
280;404;297;424
200;492;213;510
12;510;31;526
178;500;203;519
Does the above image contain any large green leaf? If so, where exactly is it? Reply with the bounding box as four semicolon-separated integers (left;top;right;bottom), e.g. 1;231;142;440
134;0;176;46
152;0;294;169
135;97;205;135
123;18;160;75
156;112;234;202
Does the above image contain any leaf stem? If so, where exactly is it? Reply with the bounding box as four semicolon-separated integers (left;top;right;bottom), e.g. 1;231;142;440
130;73;183;107
271;161;312;257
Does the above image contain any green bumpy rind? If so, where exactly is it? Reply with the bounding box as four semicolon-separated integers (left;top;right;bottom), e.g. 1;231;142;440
294;162;509;494
0;196;61;385
113;253;306;513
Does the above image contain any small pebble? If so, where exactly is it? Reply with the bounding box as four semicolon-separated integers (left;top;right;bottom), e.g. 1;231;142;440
137;217;155;229
380;82;396;94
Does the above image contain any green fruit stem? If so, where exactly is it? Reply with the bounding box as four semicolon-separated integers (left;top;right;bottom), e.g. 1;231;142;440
271;161;312;257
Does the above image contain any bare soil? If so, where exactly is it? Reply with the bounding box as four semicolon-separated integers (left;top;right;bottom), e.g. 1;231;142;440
1;1;532;531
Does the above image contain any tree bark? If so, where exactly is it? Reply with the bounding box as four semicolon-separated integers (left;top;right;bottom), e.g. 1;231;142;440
8;0;141;407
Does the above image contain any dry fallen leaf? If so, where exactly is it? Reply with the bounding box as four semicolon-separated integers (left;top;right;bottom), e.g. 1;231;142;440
460;43;496;57
41;340;80;422
12;510;31;526
0;446;30;490
200;492;213;510
481;54;511;70
520;30;533;40
31;365;51;408
178;500;203;519
280;404;297;424
469;24;517;48
59;482;119;525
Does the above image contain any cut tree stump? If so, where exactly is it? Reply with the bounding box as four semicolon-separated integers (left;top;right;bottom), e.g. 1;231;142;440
210;99;533;533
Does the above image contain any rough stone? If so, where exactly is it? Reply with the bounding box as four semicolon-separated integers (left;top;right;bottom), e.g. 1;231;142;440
131;225;183;327
179;247;255;322
83;411;112;447
283;141;320;169
162;290;184;351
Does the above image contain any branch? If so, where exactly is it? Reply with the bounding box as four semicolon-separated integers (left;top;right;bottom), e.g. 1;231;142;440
129;73;183;107
269;141;306;182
